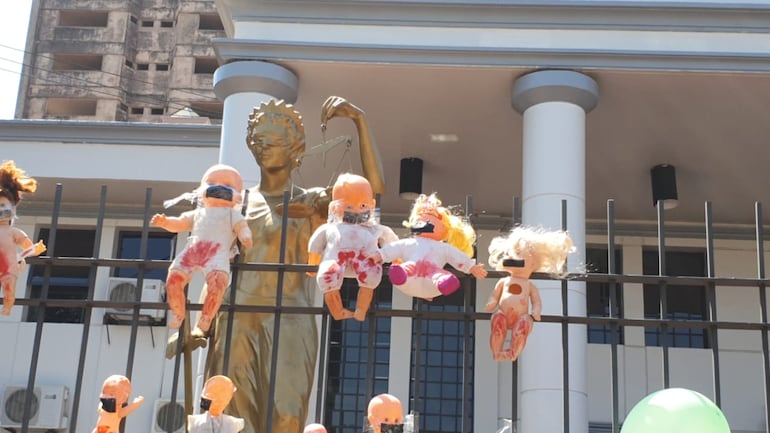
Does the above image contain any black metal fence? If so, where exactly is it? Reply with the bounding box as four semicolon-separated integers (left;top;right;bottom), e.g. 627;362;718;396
6;185;770;433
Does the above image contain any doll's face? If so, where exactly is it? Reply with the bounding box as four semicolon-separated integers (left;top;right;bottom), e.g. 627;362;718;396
414;212;447;241
331;177;375;224
503;241;539;277
0;196;15;222
200;166;244;208
201;375;236;417
368;398;403;433
303;423;327;433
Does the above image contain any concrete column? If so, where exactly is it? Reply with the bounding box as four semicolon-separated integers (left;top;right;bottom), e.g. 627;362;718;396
213;61;299;187
511;70;598;433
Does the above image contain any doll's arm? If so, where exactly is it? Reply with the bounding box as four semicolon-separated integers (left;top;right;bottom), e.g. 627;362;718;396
529;282;543;321
233;220;253;249
469;263;488;279
120;396;145;418
150;213;192;233
11;228;33;250
485;279;505;312
307;252;322;277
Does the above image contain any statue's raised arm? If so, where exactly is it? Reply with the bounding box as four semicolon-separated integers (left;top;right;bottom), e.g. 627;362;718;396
320;96;385;196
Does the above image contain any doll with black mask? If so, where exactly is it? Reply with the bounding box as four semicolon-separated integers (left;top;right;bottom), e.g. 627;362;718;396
92;375;144;433
189;375;244;433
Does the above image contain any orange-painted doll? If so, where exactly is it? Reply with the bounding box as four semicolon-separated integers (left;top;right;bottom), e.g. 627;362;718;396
372;193;487;300
367;394;404;433
0;160;46;316
486;226;574;361
151;164;253;331
308;173;398;321
92;375;144;433
188;375;244;433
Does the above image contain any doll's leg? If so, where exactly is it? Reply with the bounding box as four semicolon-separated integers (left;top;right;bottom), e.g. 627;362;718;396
324;291;354;320
434;270;460;296
318;260;354;320
198;270;229;332
1;275;16;316
353;287;374;322
166;269;191;329
388;263;408;285
489;311;509;361
505;314;535;361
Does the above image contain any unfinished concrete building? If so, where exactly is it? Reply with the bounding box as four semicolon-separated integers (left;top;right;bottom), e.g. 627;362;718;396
15;0;225;123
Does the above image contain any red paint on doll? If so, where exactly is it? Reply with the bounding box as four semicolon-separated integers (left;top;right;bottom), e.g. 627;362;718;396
180;240;220;268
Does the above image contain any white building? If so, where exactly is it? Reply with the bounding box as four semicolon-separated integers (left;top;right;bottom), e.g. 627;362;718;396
2;2;770;433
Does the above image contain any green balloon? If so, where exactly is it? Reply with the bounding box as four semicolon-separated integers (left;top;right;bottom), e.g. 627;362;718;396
621;388;731;433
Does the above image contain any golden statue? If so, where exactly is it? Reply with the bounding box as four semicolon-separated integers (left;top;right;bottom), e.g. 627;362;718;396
198;96;384;433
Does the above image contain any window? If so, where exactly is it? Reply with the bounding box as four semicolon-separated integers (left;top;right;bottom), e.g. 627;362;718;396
198;14;224;30
118;103;128;113
114;231;175;281
156;64;169;71
26;228;95;324
410;276;474;433
46;98;97;117
160;21;174;28
130;15;138;25
131;107;143;115
52;54;102;71
586;247;624;344
150;108;164;115
141;20;153;27
59;10;108;27
643;249;709;348
137;63;150;71
325;279;392;433
194;57;218;74
125;59;134;69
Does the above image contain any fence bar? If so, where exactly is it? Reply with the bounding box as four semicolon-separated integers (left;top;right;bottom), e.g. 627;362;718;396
607;200;620;433
657;200;671;389
560;200;569;433
222;189;250;374
22;183;62;433
315;313;331;423
413;299;423;425
512;196;520;431
704;202;721;406
125;188;153;379
365;301;377;401
462;194;473;433
755;202;770;433
69;185;107;433
265;191;292;433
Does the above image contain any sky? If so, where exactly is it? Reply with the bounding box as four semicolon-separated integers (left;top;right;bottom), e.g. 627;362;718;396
0;1;33;120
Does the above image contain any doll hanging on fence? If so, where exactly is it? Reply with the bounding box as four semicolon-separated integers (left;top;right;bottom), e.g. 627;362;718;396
0;160;46;316
151;164;253;331
485;226;574;361
371;193;487;301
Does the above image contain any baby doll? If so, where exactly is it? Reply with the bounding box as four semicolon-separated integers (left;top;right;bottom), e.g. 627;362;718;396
151;164;253;332
92;374;144;433
372;193;487;301
308;172;398;321
0;160;46;316
188;375;244;433
485;226;574;361
303;423;327;433
366;393;404;433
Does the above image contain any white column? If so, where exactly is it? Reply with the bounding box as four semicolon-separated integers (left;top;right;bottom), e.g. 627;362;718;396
213;61;299;187
511;70;598;433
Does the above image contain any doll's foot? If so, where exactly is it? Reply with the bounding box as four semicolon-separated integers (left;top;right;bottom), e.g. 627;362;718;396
168;313;184;330
388;264;407;285
165;328;208;359
197;314;213;333
1;306;10;316
353;308;367;322
437;275;460;295
329;307;355;321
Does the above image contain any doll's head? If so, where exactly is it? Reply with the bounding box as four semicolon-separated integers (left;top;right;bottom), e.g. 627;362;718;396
99;375;132;413
329;173;375;224
303;423;327;433
403;193;476;257
200;375;236;417
246;99;305;171
199;164;244;208
0;161;37;222
488;226;574;277
367;394;404;433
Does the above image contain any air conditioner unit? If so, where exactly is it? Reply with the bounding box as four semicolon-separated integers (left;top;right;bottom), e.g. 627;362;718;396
105;277;166;321
0;386;69;430
151;399;185;433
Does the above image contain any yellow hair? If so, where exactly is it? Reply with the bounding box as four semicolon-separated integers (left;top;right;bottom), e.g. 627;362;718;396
488;226;574;274
403;193;476;257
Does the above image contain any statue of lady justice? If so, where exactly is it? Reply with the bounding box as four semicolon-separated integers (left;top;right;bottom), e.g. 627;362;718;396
185;96;385;433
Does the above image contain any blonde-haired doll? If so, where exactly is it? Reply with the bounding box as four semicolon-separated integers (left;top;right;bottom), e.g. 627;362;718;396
372;193;487;300
486;226;573;361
